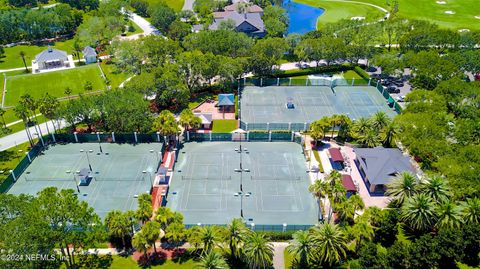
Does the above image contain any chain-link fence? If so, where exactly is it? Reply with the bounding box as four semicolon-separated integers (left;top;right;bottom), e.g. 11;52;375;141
0;132;165;193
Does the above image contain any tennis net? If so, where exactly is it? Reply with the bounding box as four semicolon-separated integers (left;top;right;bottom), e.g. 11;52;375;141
250;176;302;181
93;176;145;181
181;176;232;181
24;177;75;182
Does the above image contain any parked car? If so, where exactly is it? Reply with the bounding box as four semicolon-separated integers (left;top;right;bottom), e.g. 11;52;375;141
396;96;406;102
393;81;404;87
387;86;400;94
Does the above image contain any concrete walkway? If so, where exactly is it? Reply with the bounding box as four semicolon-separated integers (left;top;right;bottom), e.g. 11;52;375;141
0;120;66;151
272;242;288;269
182;0;195;11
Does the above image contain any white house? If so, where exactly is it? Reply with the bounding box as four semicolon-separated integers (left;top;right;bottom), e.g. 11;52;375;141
32;47;70;73
83;46;97;64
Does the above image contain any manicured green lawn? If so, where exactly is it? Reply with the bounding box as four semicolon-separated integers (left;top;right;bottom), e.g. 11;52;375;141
212;119;237;133
0;39;75;70
110;256;196;269
99;62;131;89
295;0;480;30
355;0;480;30
0;115;47;139
0;141;37;184
342;70;363;80
294;0;384;28
126;20;144;36
4;64;106;106
147;0;185;12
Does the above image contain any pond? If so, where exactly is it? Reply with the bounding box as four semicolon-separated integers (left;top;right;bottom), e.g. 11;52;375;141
282;0;324;34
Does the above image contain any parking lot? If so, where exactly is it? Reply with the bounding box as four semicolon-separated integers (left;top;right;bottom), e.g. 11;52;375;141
367;67;413;108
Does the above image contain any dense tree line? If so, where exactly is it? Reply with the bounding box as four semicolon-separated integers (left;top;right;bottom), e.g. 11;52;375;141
0;187;106;269
0;4;83;45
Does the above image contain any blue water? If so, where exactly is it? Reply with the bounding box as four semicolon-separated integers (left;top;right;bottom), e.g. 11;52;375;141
282;0;324;34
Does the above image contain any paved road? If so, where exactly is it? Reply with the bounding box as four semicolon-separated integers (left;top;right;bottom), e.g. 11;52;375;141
128;12;161;36
182;0;195;11
273;242;288;269
0;120;66;151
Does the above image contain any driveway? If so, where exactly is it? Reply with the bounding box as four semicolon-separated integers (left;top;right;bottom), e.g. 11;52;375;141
182;0;195;11
128;12;161;36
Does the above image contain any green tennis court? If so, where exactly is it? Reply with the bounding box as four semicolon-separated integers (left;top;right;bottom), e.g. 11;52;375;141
7;143;162;219
240;85;397;124
166;142;319;229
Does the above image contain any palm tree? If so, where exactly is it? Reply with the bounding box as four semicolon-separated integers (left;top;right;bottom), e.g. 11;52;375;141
337;194;365;223
243;233;274;269
132;231;149;260
381;120;400;147
179;108;201;131
142;221;163;255
13;104;34;146
156;207;174;229
349;217;375;253
187;226;203;252
19;51;28;72
370;111;390;131
386;172;418;205
165;222;186;248
310;116;331;142
337;114;352;140
325;170;341;187
196;251;229;269
435;200;463;230
135;193;152;224
20;94;44;139
38;93;59;134
309;179;329;221
401;193;438;232
199;226;222;255
72;39;83;62
352;117;370;138
420;175;451;203
311;223;347;266
358;128;381;147
461;197;480;225
105;210;132;250
154;110;180;142
226;218;249;260
329;114;342;138
286;230;314;267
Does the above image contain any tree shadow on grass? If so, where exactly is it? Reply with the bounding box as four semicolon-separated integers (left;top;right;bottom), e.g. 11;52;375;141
138;251;167;268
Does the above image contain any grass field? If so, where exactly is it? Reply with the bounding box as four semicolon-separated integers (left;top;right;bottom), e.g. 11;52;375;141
4;64;106;107
212;119;237;133
0;141;35;184
0;115;47;139
99;62;131;89
0;39;75;70
294;0;385;27
126;21;143;36
147;0;185;12
294;0;480;30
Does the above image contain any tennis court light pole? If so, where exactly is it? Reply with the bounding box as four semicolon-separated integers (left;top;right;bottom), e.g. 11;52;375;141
80;149;94;171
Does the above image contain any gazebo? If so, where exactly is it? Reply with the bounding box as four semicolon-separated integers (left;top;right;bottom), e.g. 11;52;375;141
328;148;344;170
217;94;235;118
